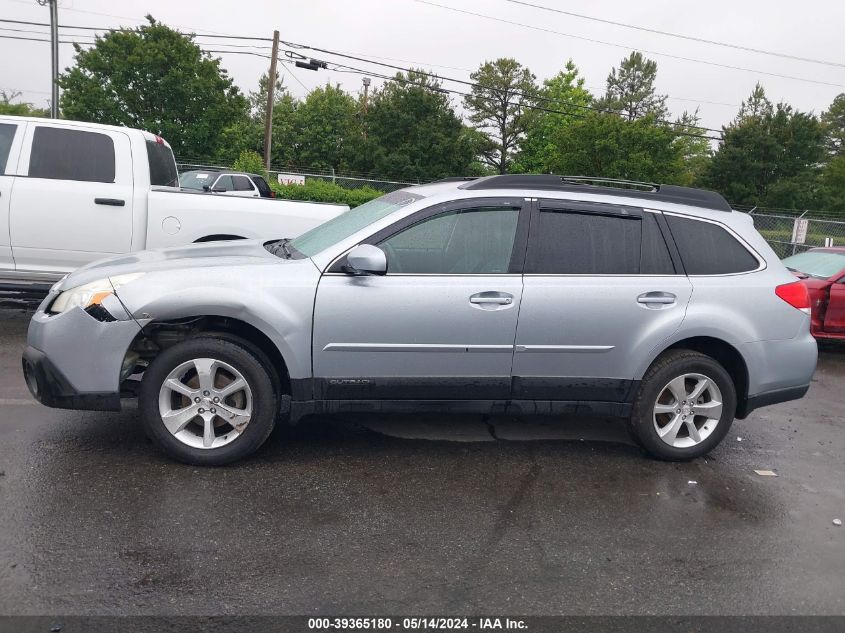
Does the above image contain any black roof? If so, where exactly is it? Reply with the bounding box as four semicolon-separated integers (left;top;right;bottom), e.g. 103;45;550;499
457;175;732;212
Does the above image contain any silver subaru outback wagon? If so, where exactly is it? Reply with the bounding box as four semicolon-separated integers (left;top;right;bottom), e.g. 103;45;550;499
22;175;818;465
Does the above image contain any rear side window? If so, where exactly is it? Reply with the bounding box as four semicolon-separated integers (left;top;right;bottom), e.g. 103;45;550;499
528;210;642;274
666;215;759;275
0;123;16;173
233;175;254;191
146;139;178;187
29;127;115;183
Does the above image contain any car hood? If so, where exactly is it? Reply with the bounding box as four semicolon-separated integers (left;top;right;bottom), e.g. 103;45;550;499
54;239;299;290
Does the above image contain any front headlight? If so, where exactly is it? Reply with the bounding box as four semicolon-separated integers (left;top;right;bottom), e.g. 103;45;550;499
49;273;145;314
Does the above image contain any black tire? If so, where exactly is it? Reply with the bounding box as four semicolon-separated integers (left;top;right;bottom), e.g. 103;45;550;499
629;349;737;461
139;336;277;466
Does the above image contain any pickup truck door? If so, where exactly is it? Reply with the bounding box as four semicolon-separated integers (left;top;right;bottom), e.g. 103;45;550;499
0;120;25;279
823;278;845;333
10;123;134;276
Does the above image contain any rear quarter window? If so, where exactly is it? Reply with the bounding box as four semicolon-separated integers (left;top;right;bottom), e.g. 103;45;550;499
0;123;16;173
146;139;178;187
666;215;759;275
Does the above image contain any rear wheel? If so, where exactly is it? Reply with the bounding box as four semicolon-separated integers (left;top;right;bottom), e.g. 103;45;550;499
139;337;277;465
629;350;736;461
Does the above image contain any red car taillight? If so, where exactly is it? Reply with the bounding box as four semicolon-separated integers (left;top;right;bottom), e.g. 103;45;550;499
775;281;811;314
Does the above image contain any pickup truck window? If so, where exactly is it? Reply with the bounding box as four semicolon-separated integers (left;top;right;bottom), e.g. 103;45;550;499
146;139;178;187
29;127;115;183
289;190;424;258
0;123;15;173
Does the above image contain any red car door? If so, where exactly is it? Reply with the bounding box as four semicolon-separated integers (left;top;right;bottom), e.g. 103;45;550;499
823;280;845;333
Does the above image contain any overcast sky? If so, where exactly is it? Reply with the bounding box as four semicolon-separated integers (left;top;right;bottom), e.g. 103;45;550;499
2;0;844;133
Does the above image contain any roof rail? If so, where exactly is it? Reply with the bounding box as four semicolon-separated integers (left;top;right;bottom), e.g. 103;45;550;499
433;176;480;183
459;174;732;212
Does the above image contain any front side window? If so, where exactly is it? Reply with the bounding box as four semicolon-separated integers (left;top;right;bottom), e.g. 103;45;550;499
0;123;16;173
378;207;520;274
29;127;115;183
214;175;234;191
666;215;759;275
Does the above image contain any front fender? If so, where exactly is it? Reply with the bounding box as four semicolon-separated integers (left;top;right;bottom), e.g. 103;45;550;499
116;261;320;380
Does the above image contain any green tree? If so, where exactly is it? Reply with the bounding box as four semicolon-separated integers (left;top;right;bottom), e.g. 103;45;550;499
703;86;825;208
821;93;845;157
737;83;773;122
672;109;712;185
516;60;593;172
289;84;362;171
360;70;476;181
545;112;685;183
599;51;668;121
818;156;845;216
463;58;537;174
0;90;48;117
58;16;248;159
232;149;266;175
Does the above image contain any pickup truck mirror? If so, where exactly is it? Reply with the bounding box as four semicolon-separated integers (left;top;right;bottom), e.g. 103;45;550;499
202;185;211;192
344;244;387;276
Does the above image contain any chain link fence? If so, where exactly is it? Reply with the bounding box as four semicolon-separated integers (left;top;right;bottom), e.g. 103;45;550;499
746;212;845;259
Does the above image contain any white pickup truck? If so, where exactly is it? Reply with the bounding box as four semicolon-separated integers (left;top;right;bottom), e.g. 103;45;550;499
0;116;347;290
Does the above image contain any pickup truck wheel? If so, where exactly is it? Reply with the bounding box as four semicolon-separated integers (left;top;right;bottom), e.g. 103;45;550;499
629;350;736;461
139;337;277;466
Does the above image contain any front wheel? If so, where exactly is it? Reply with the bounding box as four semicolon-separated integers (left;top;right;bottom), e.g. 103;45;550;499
139;337;277;466
629;350;736;461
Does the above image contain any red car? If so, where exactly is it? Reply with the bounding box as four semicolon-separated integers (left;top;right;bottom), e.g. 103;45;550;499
781;247;845;340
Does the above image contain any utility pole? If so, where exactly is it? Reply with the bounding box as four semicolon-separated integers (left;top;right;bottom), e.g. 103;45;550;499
263;29;280;173
362;77;371;141
38;0;60;118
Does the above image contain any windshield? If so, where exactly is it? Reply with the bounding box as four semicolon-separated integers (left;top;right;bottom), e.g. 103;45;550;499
290;190;424;257
179;170;219;190
782;250;845;279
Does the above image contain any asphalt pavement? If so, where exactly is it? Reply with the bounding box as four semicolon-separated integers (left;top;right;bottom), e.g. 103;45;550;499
0;301;843;616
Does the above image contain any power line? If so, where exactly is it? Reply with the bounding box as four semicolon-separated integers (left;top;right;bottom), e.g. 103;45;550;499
499;0;845;69
0;17;727;133
0;17;742;108
281;39;725;135
411;0;845;90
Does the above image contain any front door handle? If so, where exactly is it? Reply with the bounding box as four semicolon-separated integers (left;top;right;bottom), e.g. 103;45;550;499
95;198;125;206
470;291;513;306
637;291;676;306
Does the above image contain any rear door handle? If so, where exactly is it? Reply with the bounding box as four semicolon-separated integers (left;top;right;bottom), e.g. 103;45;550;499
637;291;676;306
470;292;513;305
95;198;125;206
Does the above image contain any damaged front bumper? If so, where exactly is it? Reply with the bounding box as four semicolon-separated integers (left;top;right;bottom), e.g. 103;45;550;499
22;294;142;412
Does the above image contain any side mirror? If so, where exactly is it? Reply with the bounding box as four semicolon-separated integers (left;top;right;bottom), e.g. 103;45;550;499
202;185;211;192
345;244;387;276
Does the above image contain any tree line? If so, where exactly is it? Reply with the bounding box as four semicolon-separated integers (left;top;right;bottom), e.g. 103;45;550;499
2;16;843;216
